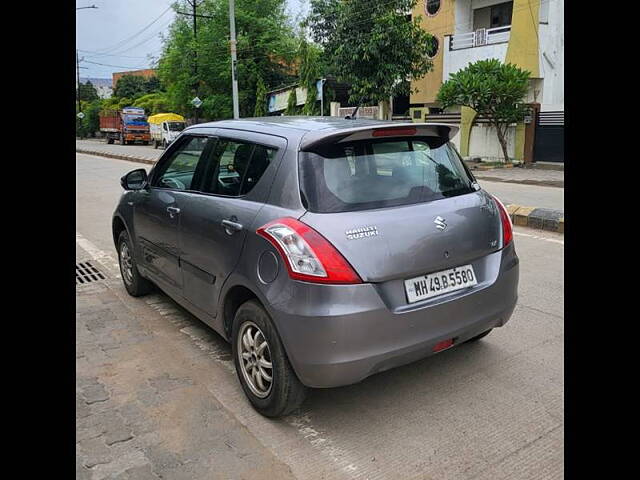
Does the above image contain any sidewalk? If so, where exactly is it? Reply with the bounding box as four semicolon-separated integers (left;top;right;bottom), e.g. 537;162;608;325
76;247;297;480
472;166;564;188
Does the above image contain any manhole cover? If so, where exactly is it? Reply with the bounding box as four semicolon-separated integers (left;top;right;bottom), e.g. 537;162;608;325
76;261;106;285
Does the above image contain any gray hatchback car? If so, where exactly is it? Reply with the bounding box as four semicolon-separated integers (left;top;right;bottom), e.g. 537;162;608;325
113;117;519;417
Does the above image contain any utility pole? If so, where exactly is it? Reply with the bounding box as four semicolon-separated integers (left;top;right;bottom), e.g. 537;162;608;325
190;0;199;125
76;49;82;115
229;0;239;119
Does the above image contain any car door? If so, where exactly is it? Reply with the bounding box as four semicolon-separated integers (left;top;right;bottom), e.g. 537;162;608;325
133;134;213;293
178;130;287;317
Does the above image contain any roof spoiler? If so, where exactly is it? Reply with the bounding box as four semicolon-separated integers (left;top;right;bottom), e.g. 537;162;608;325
299;123;460;151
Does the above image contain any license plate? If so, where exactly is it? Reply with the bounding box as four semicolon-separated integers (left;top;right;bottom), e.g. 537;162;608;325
404;264;478;303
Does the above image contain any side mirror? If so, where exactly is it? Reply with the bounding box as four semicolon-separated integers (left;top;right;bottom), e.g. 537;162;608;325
120;168;148;190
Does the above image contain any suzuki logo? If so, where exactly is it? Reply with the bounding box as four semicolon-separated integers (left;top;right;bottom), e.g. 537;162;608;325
434;216;447;231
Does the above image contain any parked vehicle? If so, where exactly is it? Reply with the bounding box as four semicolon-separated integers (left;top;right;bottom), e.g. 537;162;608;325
112;117;519;417
148;113;187;149
99;107;151;145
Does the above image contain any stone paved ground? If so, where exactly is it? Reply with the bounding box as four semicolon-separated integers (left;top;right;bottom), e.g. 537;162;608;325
472;167;564;188
76;264;296;480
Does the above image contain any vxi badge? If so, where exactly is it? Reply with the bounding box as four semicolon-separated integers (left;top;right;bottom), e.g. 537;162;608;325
345;225;379;240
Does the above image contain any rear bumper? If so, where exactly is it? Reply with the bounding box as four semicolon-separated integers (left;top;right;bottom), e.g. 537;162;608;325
268;243;519;388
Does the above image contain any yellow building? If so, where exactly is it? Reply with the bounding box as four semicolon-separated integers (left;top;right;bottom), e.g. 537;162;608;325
410;0;564;162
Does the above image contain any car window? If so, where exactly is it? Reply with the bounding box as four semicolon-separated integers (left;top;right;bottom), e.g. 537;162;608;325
201;139;276;197
299;137;475;213
153;136;210;191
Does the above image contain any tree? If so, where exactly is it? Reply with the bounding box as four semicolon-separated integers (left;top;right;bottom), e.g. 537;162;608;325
158;0;298;119
298;38;323;115
254;76;268;116
305;0;434;113
437;59;530;164
78;80;99;102
114;75;148;99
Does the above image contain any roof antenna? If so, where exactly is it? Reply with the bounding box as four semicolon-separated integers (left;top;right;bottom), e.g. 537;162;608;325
345;104;360;120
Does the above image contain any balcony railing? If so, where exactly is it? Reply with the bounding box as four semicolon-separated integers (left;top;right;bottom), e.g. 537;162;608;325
449;26;511;51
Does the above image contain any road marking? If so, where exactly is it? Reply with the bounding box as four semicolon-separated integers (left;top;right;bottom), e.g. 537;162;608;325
513;231;564;245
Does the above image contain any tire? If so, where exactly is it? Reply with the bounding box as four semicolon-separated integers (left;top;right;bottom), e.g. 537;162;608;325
107;137;114;145
153;140;158;149
162;139;167;149
120;133;125;145
466;328;493;343
117;230;153;297
232;300;306;417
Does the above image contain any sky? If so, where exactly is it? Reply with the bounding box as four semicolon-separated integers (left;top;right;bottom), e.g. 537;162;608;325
76;0;309;80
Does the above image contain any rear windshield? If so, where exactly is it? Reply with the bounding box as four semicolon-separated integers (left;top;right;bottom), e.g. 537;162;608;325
299;136;476;213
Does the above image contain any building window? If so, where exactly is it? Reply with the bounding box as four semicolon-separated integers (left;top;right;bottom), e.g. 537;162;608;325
490;1;513;29
425;0;441;16
426;35;439;58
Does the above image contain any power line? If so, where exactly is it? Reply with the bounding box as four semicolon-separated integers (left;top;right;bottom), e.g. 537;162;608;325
87;6;172;56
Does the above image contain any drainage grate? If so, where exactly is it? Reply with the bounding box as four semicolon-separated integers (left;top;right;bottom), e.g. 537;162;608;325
76;261;106;285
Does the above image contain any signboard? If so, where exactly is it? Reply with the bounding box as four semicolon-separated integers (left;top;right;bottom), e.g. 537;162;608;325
191;96;203;108
77;112;85;119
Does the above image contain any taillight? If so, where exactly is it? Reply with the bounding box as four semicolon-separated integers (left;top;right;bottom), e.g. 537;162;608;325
256;217;362;284
492;195;513;247
372;127;417;137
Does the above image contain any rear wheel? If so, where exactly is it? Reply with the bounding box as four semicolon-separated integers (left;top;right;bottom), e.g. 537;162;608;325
107;137;114;144
153;140;158;149
466;328;493;343
117;230;152;297
162;139;167;149
232;300;306;417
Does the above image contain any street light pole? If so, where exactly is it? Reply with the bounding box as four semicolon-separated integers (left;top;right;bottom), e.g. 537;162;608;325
229;0;239;119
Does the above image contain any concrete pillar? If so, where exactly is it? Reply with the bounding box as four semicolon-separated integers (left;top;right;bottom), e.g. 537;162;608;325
459;106;477;157
330;102;341;117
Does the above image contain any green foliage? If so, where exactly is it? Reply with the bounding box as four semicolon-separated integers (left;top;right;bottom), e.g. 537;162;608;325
305;0;433;108
285;88;298;115
298;39;323;115
437;59;530;163
114;75;147;98
133;92;171;115
254;76;268;116
114;75;162;99
78;80;99;102
158;0;298;119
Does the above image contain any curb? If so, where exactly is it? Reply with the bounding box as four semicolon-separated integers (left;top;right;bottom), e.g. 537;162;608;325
76;148;158;165
77;148;564;234
506;204;564;234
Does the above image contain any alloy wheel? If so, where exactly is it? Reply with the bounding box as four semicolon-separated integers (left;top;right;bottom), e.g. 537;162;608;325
237;321;273;398
119;242;134;285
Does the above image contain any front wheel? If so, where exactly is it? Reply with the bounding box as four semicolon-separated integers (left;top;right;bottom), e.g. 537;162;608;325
117;230;152;297
153;140;158;149
232;300;306;417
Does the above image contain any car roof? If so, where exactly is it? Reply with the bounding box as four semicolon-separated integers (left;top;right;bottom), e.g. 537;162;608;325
184;116;459;149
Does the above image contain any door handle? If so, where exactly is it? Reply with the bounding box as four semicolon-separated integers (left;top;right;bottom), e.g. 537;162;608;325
221;219;243;235
167;206;181;218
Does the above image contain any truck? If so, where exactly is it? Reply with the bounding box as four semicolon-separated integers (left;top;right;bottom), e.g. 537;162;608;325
148;113;187;149
99;107;151;145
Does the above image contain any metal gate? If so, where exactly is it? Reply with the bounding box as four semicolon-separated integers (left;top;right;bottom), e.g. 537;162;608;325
533;111;564;163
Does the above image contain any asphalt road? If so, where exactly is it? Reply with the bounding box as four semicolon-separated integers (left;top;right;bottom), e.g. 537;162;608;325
76;152;564;480
76;139;564;211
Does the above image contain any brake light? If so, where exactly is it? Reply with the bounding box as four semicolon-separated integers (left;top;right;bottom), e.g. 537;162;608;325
256;217;362;284
372;127;416;137
492;195;513;247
